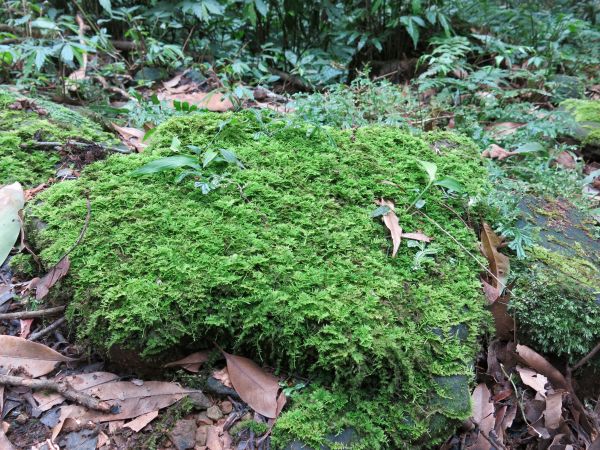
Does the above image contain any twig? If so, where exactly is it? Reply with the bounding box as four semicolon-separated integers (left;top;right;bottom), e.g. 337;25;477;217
28;317;66;342
22;140;131;154
0;374;114;413
92;75;134;100
572;341;600;372
0;306;65;320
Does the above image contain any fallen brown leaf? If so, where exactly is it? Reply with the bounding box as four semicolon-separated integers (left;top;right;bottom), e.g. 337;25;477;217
163;73;184;90
0;182;25;266
111;123;147;152
36;257;70;300
555;151;576;169
164;351;210;373
544;391;563;430
212;367;232;388
19;319;34;338
516;366;548;397
223;352;286;419
124;410;159;432
401;232;432;242
482;143;518;161
0;336;74;378
480;223;510;303
0;427;16;450
515;345;568;390
485;122;526;138
376;199;402;257
471;383;495;449
206;425;223;450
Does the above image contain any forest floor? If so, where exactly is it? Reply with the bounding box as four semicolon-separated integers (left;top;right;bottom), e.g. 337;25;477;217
0;68;599;450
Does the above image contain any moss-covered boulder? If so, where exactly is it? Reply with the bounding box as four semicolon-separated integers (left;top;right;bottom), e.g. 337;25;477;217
561;99;600;160
511;196;600;361
31;112;490;447
0;88;115;187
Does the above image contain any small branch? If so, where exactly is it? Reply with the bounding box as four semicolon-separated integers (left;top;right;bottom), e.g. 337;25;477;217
0;374;114;413
0;306;65;320
572;341;600;372
29;317;66;342
92;75;134;101
22;140;131;154
59;195;91;262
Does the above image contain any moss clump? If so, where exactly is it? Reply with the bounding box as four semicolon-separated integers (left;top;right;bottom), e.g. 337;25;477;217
561;99;600;146
0;88;115;186
32;112;489;447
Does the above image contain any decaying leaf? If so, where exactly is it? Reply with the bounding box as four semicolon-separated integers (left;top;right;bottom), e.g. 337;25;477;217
471;383;495;448
516;366;548;397
555;151;576;169
112;123;147;152
223;352;286;419
401;232;432;242
480;223;510;303
376;199;402;257
164;351;210;373
0;336;74;378
515;345;568;390
19;319;34;339
544;391;563;430
212;367;232;388
489;295;514;340
0;427;17;450
36;257;71;300
485;122;525;138
0;182;25;266
482;143;518;161
124;410;159;432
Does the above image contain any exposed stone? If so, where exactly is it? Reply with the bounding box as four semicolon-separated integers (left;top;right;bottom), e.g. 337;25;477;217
168;419;197;450
219;401;233;414
195;424;209;446
196;412;213;425
206;405;223;421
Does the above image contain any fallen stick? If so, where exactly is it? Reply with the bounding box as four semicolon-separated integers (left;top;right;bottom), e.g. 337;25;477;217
29;317;66;342
0;306;65;320
0;374;115;413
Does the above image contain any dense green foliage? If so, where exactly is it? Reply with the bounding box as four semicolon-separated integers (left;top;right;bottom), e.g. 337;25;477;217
31;111;489;447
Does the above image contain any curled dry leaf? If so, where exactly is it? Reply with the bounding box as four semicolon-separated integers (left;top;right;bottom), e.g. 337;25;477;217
111;123;147;152
485;122;525;138
376;199;402;257
545;391;563;430
19;319;34;339
164;351;210;373
0;182;25;266
482;143;518;161
555;151;576;169
480;223;510;303
36;257;70;300
223;351;286;419
0;336;74;378
515;345;568;390
212;367;232;388
0;427;17;450
401;232;432;242
471;383;495;449
516;366;548;397
124;410;159;432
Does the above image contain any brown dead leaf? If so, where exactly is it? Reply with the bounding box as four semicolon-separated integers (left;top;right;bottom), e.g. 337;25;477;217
80;380;204;422
223;352;286;419
24;183;49;201
485;122;525;138
206;425;223;450
158;91;234;112
516;366;548;396
163;73;184;90
471;383;495;449
164;351;210;373
19;319;34;339
124;410;159;432
545;391;563;430
489;296;514;340
97;431;110;448
111;123;147;152
0;427;17;450
515;345;568;390
36;257;70;300
480;223;510;303
33;372;120;412
555;151;576;169
482;144;518;161
376;199;402;257
401;232;432;242
0;336;74;378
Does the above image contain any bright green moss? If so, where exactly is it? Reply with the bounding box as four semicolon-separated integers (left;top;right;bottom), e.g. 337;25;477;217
0;89;115;187
561;99;600;123
32;112;489;447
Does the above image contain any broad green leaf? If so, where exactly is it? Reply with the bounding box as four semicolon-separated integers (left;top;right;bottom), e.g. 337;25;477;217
30;18;59;30
513;142;544;153
60;44;74;65
254;0;268;16
417;160;437;182
220;149;244;168
415;199;426;209
203;150;218;167
132;155;199;175
434;177;466;193
370;205;391;218
99;0;112;15
0;183;24;265
582;169;600;185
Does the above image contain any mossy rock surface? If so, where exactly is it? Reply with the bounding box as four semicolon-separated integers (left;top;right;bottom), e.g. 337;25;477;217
31;112;489;448
511;196;600;361
0;88;116;187
560;99;600;159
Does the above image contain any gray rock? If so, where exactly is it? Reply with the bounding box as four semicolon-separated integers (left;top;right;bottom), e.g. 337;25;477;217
431;375;471;418
168;419;197;450
187;391;211;409
206;405;223;421
283;428;358;450
59;429;98;450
